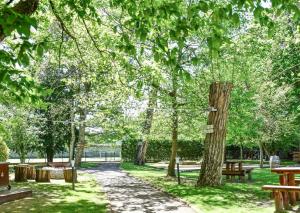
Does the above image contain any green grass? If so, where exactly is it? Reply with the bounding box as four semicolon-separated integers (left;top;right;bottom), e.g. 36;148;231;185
1;173;108;213
121;162;298;213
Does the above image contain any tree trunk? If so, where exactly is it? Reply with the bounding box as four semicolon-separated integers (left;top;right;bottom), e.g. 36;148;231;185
197;82;233;187
69;105;76;162
240;145;243;160
259;141;264;168
75;109;86;167
19;153;26;164
135;88;157;165
167;76;178;177
0;0;39;42
46;150;54;163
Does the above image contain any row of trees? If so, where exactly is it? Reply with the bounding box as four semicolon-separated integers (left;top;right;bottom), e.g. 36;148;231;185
0;0;299;186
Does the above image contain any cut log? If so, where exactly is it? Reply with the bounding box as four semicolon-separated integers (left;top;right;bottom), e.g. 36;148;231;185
26;165;35;180
63;168;77;183
14;164;28;182
35;169;50;182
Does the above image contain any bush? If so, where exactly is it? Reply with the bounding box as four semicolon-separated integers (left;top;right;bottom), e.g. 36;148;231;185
0;138;9;162
121;139;203;162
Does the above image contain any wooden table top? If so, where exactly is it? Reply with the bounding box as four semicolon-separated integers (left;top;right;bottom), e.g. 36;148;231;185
271;167;300;174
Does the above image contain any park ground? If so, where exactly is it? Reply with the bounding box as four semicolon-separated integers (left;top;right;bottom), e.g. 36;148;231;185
121;162;299;213
1;163;108;213
1;161;300;213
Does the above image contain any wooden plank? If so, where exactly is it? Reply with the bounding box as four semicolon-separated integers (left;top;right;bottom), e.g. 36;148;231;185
0;189;32;204
262;185;300;191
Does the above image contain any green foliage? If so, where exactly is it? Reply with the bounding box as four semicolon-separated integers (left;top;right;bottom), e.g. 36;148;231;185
0;137;9;162
121;139;203;162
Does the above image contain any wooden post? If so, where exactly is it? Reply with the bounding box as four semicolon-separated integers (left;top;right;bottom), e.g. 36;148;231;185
288;174;296;206
274;191;284;213
14;164;28;182
230;162;235;181
279;175;290;209
226;162;230;180
35;169;50;182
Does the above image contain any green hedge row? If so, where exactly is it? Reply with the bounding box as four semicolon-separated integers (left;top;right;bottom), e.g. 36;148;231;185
121;139;203;162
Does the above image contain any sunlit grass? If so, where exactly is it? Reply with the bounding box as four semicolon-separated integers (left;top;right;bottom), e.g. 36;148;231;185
121;162;292;213
1;173;108;213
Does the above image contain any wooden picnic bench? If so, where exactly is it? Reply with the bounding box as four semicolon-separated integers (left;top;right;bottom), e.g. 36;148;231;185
48;162;70;168
222;161;253;181
262;185;300;212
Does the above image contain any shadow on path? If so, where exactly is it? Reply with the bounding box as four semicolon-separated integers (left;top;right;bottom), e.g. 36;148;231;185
85;163;197;213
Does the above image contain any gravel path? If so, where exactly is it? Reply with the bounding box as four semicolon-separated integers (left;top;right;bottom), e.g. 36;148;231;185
86;163;197;213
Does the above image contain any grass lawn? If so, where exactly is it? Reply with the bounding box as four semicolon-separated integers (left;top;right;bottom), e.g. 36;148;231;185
121;162;298;213
1;172;107;213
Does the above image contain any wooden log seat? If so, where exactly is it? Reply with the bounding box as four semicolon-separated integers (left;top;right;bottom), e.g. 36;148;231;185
35;168;50;182
14;164;28;182
262;185;300;212
63;168;77;183
26;165;35;180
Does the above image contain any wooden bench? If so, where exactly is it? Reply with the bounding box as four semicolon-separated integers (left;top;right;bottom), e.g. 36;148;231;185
48;162;70;168
262;185;300;212
222;161;253;181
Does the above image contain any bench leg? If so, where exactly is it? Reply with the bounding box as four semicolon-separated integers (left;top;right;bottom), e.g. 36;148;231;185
248;172;252;181
287;174;296;206
274;191;284;213
282;191;291;210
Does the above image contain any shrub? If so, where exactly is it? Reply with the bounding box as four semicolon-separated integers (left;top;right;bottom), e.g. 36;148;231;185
121;139;203;162
0;137;9;162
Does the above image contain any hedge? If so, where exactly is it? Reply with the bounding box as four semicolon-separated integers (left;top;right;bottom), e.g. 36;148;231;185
121;139;203;162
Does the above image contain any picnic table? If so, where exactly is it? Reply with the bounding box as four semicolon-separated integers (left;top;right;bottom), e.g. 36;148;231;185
223;161;253;181
271;167;300;206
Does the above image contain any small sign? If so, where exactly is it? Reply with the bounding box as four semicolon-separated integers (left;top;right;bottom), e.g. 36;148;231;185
207;106;218;112
71;160;75;167
176;157;180;164
204;129;214;134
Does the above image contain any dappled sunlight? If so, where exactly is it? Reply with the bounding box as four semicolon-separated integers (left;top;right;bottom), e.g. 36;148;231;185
0;174;107;213
121;163;283;213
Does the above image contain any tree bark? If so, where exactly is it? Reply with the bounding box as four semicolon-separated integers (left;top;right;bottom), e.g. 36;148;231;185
240;145;243;160
197;82;233;187
75;109;86;167
46;149;54;163
0;0;39;42
167;75;179;177
69;105;76;162
135;88;157;165
259;141;264;168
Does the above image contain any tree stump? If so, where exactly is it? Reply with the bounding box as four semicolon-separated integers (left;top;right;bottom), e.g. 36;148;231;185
14;164;28;182
27;165;35;180
63;168;77;183
35;169;50;182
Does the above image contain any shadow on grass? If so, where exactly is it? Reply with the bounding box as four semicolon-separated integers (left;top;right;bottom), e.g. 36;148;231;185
1;177;107;213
